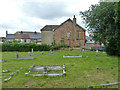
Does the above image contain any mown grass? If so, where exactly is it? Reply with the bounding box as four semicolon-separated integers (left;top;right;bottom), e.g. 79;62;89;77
1;50;118;88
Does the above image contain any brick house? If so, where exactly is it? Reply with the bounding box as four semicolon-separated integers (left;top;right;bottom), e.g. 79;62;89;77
85;36;102;49
41;15;86;47
6;31;41;44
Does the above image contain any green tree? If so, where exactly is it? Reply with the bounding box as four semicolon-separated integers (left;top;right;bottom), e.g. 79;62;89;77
114;1;120;56
80;2;120;56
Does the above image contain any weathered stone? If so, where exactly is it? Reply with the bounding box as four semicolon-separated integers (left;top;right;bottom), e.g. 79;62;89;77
28;52;31;56
10;73;14;76
33;63;35;67
63;55;82;58
32;48;33;53
25;73;28;76
20;67;23;69
16;70;20;73
16;53;19;58
2;70;8;73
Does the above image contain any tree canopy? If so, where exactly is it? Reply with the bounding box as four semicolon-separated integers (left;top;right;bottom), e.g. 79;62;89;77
80;2;120;56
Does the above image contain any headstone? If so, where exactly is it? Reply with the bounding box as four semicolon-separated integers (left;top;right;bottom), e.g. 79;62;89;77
96;50;98;52
96;54;97;56
33;63;35;67
20;67;23;69
16;70;20;73
3;59;6;62
28;52;31;56
16;53;19;58
32;48;33;53
25;73;28;76
10;73;14;76
3;70;8;73
69;48;70;51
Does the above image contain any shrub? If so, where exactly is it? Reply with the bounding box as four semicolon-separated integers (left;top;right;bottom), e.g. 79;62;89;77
2;42;51;52
51;44;70;50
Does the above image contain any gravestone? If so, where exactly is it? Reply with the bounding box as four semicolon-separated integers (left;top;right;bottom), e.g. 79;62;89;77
32;48;33;53
28;52;31;56
3;59;6;62
69;48;70;51
16;70;20;73
2;70;8;73
20;67;23;69
96;50;98;52
16;53;19;58
10;73;14;76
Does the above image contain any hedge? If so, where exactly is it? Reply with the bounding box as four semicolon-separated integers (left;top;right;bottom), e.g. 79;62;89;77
1;42;51;52
1;42;69;52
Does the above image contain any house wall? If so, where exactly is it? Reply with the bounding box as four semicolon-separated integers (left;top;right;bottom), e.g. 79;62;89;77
85;43;101;47
54;21;85;47
41;31;54;45
5;39;13;42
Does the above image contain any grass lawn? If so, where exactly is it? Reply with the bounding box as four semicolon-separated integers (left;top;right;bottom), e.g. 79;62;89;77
1;50;118;88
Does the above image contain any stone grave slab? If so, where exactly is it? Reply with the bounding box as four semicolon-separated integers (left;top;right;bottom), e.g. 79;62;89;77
63;55;82;58
25;63;66;77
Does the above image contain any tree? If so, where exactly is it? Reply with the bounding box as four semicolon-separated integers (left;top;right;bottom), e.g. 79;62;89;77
114;1;120;56
80;2;120;56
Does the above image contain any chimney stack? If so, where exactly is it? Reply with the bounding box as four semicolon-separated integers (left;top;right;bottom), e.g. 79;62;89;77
73;15;76;24
6;30;8;37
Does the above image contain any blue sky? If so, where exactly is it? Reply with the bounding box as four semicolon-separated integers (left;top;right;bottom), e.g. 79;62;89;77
0;0;99;37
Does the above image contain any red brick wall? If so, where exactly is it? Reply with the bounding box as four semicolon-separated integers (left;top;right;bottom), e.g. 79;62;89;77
54;21;85;47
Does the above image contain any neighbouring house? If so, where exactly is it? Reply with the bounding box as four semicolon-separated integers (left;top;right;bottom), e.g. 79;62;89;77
41;15;86;47
85;36;102;49
6;31;41;44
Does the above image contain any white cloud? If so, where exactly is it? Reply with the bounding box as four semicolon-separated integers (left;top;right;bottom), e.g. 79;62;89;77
0;0;99;37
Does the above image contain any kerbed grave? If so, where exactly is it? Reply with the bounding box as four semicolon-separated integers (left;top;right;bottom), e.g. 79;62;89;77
25;63;66;77
63;55;82;58
2;67;22;82
0;59;6;62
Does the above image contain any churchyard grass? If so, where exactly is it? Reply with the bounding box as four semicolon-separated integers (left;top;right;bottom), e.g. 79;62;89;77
2;50;118;88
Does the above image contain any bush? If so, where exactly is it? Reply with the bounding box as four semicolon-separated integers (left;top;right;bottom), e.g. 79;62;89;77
51;44;70;50
1;42;69;52
2;42;51;52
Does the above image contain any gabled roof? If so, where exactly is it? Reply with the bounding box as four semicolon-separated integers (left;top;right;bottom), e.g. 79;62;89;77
41;18;86;32
41;25;59;31
54;18;73;30
6;34;15;39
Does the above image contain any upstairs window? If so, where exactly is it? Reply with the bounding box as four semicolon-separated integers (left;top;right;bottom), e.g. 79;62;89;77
67;33;70;38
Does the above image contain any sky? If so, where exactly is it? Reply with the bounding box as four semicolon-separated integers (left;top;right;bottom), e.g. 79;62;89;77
0;0;99;37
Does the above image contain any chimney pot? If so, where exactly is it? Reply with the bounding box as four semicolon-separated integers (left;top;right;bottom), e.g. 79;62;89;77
73;15;76;24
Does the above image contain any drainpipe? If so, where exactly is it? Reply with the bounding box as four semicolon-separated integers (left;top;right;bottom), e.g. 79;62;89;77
84;31;85;46
53;29;54;45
